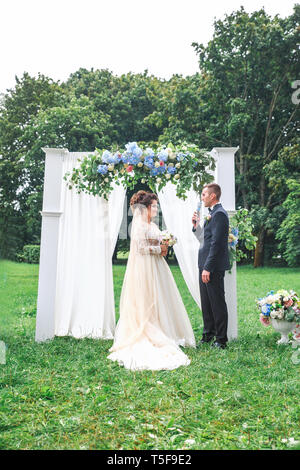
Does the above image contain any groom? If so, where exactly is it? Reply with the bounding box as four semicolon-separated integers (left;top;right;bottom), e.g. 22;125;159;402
192;183;230;349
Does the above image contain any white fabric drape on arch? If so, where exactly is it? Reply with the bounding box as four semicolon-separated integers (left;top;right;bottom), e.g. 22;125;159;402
158;183;202;309
54;152;126;339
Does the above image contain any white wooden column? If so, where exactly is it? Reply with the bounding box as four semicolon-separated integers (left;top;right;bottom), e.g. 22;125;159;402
210;147;239;340
35;148;68;342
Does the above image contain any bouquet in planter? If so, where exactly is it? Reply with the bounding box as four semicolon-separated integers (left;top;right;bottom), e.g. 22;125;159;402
160;230;177;247
257;290;300;326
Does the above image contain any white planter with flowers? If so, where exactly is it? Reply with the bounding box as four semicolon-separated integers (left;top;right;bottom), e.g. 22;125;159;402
257;290;300;345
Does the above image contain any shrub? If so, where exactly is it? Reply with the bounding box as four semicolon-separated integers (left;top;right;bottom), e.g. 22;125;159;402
17;245;40;264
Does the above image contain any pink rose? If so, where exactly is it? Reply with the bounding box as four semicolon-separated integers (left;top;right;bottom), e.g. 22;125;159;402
260;315;271;327
284;299;293;307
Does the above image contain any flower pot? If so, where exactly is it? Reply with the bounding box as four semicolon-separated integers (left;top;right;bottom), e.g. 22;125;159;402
271;319;297;344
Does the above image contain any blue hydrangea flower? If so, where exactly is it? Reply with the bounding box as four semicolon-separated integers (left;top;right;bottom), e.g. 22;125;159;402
129;155;141;165
102;150;112;163
150;167;159;176
121;152;131;164
112;152;121;164
157;149;168;161
176;153;186;161
261;304;271;315
125;142;138;153
131;147;143;159
167;167;177;175
144;156;155;168
97;164;108;175
145;148;155;158
124;142;143;163
157;165;166;174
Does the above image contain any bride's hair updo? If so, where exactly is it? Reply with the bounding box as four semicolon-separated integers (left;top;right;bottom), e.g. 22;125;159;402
130;190;147;207
130;191;158;208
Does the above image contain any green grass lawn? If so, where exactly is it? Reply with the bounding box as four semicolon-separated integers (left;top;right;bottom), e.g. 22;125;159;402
0;260;299;450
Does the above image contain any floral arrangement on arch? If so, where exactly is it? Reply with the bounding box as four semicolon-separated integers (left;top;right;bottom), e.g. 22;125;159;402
227;208;257;268
257;289;300;326
65;141;215;200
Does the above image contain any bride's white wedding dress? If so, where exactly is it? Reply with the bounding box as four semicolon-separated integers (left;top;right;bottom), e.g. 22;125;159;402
108;203;196;371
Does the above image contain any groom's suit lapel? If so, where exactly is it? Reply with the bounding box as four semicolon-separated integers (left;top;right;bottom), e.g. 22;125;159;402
204;204;222;228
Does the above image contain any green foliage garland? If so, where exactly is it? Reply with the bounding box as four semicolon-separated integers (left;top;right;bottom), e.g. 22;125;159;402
65;142;215;200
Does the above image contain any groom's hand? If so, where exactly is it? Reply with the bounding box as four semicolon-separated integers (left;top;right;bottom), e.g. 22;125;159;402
160;244;168;257
192;211;200;228
202;270;210;283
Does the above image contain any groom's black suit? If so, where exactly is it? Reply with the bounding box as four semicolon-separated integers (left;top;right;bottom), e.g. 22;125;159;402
192;203;230;344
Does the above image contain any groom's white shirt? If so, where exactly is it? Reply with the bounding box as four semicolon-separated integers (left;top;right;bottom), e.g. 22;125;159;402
192;202;221;244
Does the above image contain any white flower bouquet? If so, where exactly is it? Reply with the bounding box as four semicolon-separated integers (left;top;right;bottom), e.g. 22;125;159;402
160;230;177;247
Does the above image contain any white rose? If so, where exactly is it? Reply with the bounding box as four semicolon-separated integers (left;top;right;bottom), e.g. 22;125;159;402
168;163;174;168
108;164;114;171
104;178;109;183
168;153;176;160
166;173;171;180
174;174;180;180
137;162;143;167
157;177;162;183
175;163;181;169
155;161;160;168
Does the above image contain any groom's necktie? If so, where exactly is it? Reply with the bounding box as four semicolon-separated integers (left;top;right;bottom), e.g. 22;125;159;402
208;207;212;213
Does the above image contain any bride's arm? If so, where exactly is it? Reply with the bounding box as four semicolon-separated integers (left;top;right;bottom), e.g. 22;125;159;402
136;224;162;255
137;238;161;255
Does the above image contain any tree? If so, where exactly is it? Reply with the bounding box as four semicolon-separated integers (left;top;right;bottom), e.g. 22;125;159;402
276;179;300;266
190;5;300;266
0;73;65;258
65;68;164;145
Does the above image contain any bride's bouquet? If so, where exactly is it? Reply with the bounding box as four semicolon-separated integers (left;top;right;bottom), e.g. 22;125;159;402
160;230;177;247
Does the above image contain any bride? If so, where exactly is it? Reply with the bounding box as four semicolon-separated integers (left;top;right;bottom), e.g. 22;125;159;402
108;190;196;371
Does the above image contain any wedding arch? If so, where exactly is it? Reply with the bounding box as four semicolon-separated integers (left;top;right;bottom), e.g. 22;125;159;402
35;145;239;343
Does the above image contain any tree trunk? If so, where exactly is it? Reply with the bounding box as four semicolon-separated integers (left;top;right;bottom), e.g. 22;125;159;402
253;174;266;267
254;227;265;268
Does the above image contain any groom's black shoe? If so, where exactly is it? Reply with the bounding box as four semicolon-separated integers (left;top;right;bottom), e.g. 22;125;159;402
211;341;227;349
197;335;214;347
